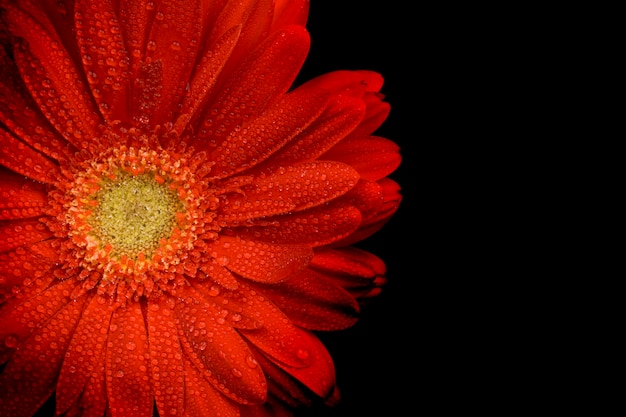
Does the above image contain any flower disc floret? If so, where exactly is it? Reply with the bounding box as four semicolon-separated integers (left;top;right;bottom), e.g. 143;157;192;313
90;172;183;261
57;143;219;294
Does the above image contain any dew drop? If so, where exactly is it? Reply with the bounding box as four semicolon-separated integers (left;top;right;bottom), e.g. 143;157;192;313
296;349;309;360
170;41;181;51
208;286;220;296
245;354;258;369
115;370;125;377
232;368;242;378
198;341;207;351
4;334;19;348
126;341;136;351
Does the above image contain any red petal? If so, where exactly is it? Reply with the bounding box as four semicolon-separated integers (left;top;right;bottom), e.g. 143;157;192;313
56;294;115;415
173;25;241;136
106;302;154;417
0;129;60;184
243;327;336;400
322;135;401;181
338;178;401;245
301;70;384;98
262;94;365;167
0;168;49;219
0;218;52;253
0;48;72;162
0;294;85;417
207;0;273;70
182;355;240;417
116;0;150;80
253;268;360;331
146;297;185;417
229;204;361;247
272;0;309;28
208;236;312;284
0;273;76;364
195;25;310;149
209;87;329;178
218;161;360;222
350;91;391;138
199;257;241;290
0;241;57;311
74;0;131;123
143;0;203;126
236;283;326;370
175;288;267;404
247;349;311;407
310;247;386;279
5;3;102;146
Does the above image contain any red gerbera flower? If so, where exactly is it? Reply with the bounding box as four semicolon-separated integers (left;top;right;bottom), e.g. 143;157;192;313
0;1;401;416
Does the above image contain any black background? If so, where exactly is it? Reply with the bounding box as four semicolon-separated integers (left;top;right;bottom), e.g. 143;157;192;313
295;3;417;416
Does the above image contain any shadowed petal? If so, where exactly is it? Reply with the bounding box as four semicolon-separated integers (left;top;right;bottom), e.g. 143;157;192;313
0;276;77;365
4;2;102;146
0;168;49;219
0;294;86;417
243;327;336;400
0;48;73;163
252;268;360;331
182;355;240;417
272;0;309;28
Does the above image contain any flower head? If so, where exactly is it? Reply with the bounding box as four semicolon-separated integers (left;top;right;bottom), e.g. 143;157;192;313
0;1;401;416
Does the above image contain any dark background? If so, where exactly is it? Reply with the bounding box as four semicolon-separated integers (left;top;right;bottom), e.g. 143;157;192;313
295;3;418;416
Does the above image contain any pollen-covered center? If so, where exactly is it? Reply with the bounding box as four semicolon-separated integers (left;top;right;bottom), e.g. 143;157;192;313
60;143;221;289
91;173;183;260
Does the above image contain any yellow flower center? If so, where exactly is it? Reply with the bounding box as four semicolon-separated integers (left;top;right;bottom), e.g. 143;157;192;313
89;172;183;261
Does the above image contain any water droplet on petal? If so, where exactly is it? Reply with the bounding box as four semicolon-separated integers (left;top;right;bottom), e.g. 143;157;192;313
4;334;19;348
232;368;242;378
115;370;124;377
245;354;258;369
296;349;309;360
126;341;136;350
